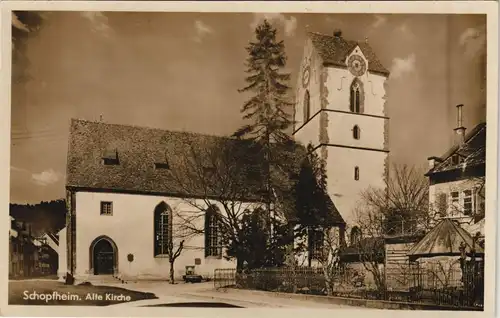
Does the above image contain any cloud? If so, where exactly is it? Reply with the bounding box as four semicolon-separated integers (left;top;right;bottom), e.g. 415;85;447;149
193;20;214;43
390;54;416;79
81;12;112;36
284;16;298;37
394;22;415;41
10;166;29;173
459;25;486;59
251;13;297;37
372;15;387;29
31;169;61;186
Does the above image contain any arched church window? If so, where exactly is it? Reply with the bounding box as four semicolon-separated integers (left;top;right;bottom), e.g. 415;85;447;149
205;206;223;258
154;202;172;256
353;125;360;140
350;79;364;113
303;90;311;123
354;166;360;181
350;226;361;246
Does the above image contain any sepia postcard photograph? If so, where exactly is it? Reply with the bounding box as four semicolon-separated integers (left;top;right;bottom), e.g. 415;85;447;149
1;1;498;317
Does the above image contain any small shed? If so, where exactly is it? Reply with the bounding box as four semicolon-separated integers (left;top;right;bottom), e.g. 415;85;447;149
407;218;484;290
407;218;484;261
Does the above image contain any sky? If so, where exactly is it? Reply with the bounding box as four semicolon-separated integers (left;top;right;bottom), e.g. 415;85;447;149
10;12;487;204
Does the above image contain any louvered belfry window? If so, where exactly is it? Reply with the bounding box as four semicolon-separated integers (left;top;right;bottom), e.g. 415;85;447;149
350;80;363;113
303;90;311;122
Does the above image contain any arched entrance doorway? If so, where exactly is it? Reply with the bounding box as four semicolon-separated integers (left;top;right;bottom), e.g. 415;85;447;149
90;236;118;275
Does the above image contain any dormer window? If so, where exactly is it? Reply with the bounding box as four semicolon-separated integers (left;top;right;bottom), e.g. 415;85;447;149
102;148;119;165
155;151;170;170
154;162;170;170
451;154;462;165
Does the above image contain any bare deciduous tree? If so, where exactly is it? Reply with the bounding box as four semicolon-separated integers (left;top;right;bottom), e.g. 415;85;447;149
169;137;266;270
167;202;199;284
352;164;432;293
315;227;342;295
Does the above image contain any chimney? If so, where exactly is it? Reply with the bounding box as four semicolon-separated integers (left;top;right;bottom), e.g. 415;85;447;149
427;156;442;169
453;104;466;145
333;29;342;37
428;157;436;169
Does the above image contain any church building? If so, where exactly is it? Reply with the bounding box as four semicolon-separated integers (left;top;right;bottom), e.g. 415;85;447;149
59;119;265;282
293;30;390;242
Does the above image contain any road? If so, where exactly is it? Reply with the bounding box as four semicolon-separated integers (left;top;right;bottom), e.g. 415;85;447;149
100;281;358;309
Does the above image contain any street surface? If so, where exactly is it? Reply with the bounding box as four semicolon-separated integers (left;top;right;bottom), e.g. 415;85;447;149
98;281;358;308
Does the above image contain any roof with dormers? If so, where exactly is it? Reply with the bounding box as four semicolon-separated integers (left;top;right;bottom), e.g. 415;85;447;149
65;119;346;225
308;32;390;76
425;122;486;176
66;119;264;201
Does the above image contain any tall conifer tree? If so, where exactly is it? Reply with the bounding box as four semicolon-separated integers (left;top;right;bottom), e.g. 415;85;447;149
235;20;294;239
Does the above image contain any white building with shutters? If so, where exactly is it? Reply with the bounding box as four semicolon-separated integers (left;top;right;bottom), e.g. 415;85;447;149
425;105;486;237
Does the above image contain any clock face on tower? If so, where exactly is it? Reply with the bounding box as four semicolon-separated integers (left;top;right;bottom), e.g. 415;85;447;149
302;66;311;88
347;55;367;77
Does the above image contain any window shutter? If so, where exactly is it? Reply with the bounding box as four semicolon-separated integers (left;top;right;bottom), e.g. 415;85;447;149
437;193;447;217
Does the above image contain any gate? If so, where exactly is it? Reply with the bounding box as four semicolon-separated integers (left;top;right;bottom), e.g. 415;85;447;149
214;268;236;289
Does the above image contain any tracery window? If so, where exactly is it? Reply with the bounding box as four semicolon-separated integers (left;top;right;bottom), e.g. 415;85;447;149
154;202;171;256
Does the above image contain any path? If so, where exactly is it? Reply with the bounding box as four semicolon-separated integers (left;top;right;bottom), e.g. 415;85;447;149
95;281;358;308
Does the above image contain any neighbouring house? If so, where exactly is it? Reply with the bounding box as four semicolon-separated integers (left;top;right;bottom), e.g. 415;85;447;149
425;104;486;238
61;119;345;282
9;217;39;278
406;104;486;291
34;232;59;275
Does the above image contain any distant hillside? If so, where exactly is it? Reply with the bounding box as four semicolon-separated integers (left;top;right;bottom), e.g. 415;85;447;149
10;200;66;236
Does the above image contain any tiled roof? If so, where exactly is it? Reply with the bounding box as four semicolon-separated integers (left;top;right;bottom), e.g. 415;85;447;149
66;119;263;200
426;123;486;175
308;32;390;76
407;218;484;259
66;119;346;225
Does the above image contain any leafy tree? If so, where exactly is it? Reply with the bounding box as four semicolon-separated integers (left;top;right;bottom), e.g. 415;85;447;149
293;144;330;226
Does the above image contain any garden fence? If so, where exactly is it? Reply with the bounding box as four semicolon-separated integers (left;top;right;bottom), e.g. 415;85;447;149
213;263;484;309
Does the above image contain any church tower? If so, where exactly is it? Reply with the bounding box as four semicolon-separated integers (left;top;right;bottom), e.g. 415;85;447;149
294;30;390;235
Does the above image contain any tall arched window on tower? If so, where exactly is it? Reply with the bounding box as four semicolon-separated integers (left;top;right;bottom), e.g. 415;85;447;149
354;166;360;181
303;90;311;123
353;125;360;140
154;202;171;256
350;79;364;113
